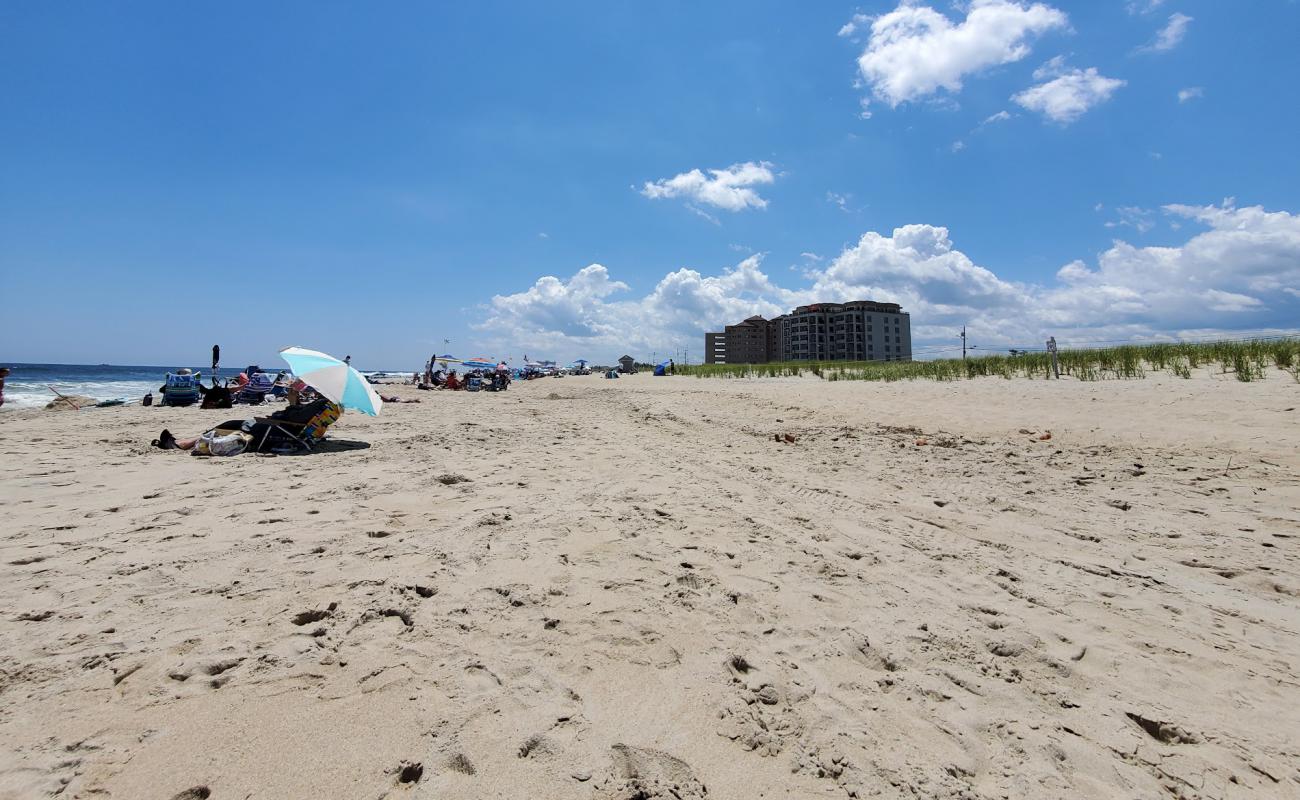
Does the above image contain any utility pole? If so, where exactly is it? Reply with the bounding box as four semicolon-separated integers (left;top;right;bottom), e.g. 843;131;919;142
961;326;967;361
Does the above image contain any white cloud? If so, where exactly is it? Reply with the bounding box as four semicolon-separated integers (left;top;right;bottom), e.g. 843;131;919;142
981;110;1013;126
1126;0;1166;14
951;140;967;152
478;256;803;357
480;202;1300;360
538;232;549;239
641;161;776;213
1137;12;1192;54
838;13;871;38
1104;205;1155;233
850;0;1068;108
1013;58;1125;123
826;191;852;212
1178;86;1203;103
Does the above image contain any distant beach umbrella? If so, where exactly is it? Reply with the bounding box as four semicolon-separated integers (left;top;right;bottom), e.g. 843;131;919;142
278;346;383;416
461;357;497;369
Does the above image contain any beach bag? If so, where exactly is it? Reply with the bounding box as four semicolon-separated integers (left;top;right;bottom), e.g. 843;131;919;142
194;430;252;457
201;384;233;409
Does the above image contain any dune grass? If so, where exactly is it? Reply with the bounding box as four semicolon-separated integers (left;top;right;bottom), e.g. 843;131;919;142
677;337;1300;383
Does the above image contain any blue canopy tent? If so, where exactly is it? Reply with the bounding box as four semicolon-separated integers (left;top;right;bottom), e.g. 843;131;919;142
653;360;670;376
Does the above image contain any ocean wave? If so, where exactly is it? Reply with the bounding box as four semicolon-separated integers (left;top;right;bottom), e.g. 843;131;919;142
2;380;158;410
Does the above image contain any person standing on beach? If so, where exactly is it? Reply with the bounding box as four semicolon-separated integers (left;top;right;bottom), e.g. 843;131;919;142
0;367;9;407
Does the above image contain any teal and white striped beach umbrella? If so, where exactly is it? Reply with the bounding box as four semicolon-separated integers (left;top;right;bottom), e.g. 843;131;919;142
279;346;384;416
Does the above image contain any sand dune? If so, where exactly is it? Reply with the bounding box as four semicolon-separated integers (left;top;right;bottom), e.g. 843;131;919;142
1;373;1297;799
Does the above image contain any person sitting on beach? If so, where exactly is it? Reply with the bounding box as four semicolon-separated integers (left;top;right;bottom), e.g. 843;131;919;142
444;370;462;391
269;371;293;397
152;386;333;452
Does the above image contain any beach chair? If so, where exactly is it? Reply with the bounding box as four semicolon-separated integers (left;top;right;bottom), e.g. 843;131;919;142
254;401;343;453
161;372;201;406
235;371;276;405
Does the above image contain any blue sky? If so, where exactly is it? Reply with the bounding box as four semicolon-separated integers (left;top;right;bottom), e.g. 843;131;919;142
2;1;1298;367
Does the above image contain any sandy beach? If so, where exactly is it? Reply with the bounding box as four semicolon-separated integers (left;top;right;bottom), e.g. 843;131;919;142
1;373;1297;799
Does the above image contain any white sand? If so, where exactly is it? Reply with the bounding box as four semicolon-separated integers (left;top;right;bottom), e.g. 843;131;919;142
1;372;1297;799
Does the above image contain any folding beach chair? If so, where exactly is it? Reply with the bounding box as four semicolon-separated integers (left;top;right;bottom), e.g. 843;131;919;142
254;401;342;453
235;371;276;405
161;372;201;406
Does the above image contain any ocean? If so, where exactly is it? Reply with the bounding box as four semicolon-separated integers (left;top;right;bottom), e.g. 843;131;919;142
0;363;259;410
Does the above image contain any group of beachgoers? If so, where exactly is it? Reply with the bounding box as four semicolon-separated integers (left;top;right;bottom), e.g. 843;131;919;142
416;359;511;393
151;366;299;409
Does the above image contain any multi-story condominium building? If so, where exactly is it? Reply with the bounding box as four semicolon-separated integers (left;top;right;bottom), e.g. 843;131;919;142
704;300;911;363
703;315;780;364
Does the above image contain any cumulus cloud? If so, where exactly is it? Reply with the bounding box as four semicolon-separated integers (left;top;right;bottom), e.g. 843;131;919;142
641;161;776;213
479;202;1300;360
1013;57;1125;123
1137;12;1192;54
850;0;1068;110
1178;86;1203;103
478;256;803;357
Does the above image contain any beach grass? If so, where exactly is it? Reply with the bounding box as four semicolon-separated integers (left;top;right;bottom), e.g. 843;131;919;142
678;337;1300;383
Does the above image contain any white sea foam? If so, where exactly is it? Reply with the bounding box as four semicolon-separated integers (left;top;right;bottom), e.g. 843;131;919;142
2;380;158;410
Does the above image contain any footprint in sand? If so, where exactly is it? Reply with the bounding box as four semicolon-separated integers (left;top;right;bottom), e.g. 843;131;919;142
599;744;707;800
396;761;423;784
464;663;502;690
